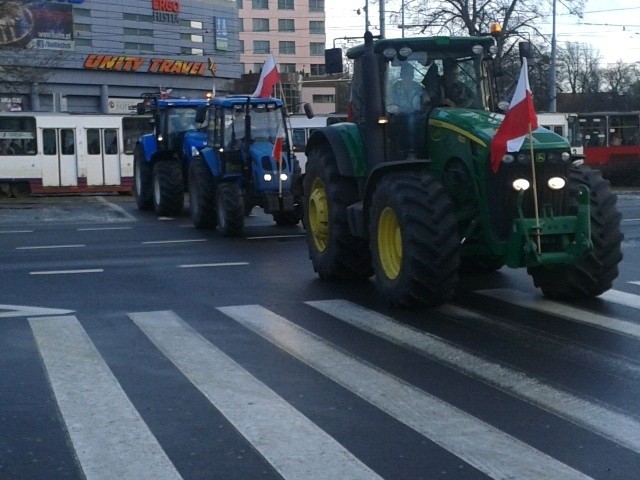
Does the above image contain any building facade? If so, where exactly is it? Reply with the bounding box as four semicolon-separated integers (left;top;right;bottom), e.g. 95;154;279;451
0;0;242;113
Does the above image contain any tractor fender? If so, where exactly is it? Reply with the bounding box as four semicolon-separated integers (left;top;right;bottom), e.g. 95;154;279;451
201;147;223;177
305;123;365;178
139;133;158;162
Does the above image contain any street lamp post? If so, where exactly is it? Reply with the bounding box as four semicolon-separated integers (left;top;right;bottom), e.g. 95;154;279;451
549;0;557;112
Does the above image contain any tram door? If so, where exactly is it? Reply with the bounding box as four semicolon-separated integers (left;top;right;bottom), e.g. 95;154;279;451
41;128;78;187
86;128;120;185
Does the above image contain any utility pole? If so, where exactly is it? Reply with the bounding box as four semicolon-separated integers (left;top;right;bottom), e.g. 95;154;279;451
548;0;557;112
379;0;385;38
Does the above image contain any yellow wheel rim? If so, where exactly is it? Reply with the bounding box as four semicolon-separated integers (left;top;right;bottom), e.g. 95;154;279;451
308;177;329;252
377;207;402;279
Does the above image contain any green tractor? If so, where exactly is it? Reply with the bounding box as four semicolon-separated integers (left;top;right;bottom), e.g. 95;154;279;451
303;31;623;307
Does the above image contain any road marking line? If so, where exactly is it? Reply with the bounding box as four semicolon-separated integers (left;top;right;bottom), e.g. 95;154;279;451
16;244;85;250
0;304;73;318
30;269;104;275
246;234;305;240
598;289;640;310
308;299;640;455
77;227;133;231
177;262;249;268
478;288;640;340
630;281;640;287
29;315;181;480
219;305;592;480
95;196;137;221
142;239;207;244
129;310;380;480
0;229;33;233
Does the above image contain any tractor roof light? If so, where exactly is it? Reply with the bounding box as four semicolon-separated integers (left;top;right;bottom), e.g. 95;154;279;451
490;23;502;37
378;115;389;124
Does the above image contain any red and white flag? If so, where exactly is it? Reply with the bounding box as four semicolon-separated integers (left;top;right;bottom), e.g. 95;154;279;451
252;53;280;98
490;57;538;173
272;122;285;164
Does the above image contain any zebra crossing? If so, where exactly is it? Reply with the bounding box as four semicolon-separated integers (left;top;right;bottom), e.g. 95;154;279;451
19;287;640;480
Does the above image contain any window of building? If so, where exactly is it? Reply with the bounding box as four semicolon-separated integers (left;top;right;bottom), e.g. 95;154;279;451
180;33;204;42
181;47;204;55
253;63;264;73
74;8;91;18
310;64;325;76
312;94;334;103
252;0;269;9
279;41;295;55
278;0;294;9
191;21;203;29
239;40;244;53
74;23;91;33
75;38;92;47
124;27;153;37
280;63;296;73
310;42;324;56
124;42;154;53
123;13;153;22
237;0;243;8
278;19;295;32
253;18;269;32
253;40;270;54
309;21;325;34
309;0;324;12
238;18;244;32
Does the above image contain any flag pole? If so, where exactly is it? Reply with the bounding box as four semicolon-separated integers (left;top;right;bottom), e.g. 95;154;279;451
277;75;285;197
528;123;541;253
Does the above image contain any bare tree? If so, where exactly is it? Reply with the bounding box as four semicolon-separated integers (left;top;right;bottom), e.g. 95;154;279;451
556;42;603;94
602;60;639;95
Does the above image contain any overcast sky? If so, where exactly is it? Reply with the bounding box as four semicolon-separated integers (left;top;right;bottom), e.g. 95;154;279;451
325;0;640;65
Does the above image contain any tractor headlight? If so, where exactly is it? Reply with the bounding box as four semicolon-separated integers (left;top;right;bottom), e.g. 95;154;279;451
263;173;273;182
191;146;201;158
562;152;571;162
512;178;530;191
280;173;288;181
547;177;566;190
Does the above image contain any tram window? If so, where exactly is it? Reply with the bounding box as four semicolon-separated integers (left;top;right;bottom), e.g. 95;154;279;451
104;129;118;154
43;129;57;155
87;129;100;154
122;116;153;153
61;129;75;155
0;116;37;155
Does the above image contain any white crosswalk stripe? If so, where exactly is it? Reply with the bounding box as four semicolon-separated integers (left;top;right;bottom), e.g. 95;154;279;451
28;315;182;480
129;310;381;480
25;286;640;480
218;305;593;480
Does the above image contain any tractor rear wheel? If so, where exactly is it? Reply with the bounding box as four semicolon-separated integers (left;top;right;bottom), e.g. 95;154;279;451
188;158;217;229
527;164;623;299
369;172;460;307
153;159;184;216
133;145;153;211
303;143;372;280
216;181;244;237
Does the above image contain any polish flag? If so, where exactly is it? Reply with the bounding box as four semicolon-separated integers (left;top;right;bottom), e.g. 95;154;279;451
252;53;280;98
490;57;538;173
272;122;284;164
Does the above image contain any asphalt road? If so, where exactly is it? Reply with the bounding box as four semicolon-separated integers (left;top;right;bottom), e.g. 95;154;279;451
1;193;640;480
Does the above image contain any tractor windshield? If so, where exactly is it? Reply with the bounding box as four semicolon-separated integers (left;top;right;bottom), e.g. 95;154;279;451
249;104;284;142
167;108;203;134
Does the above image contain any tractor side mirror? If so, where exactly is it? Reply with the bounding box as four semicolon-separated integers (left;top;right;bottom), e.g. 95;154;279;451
325;48;343;74
519;41;532;61
136;102;146;115
303;103;315;119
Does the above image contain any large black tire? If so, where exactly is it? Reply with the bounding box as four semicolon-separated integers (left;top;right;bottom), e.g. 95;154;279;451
217;182;244;237
133;145;153;211
527;164;623;299
153;159;184;217
369;172;460;307
303;143;372;280
188;158;217;229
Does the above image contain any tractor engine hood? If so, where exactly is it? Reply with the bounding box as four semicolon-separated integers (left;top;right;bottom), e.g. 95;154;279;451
429;108;570;152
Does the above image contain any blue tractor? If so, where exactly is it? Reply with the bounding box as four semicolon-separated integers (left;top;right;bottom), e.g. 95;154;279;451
133;94;210;216
189;95;302;236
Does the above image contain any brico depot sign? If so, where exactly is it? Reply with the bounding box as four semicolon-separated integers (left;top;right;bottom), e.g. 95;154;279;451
83;55;207;76
152;0;180;24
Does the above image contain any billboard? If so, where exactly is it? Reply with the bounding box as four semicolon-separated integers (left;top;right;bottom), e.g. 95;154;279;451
0;2;74;50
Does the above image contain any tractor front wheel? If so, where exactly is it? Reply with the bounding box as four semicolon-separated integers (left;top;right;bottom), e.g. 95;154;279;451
369;172;460;307
303;143;372;280
527;164;623;299
188;158;217;229
153;159;184;217
216;181;244;237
